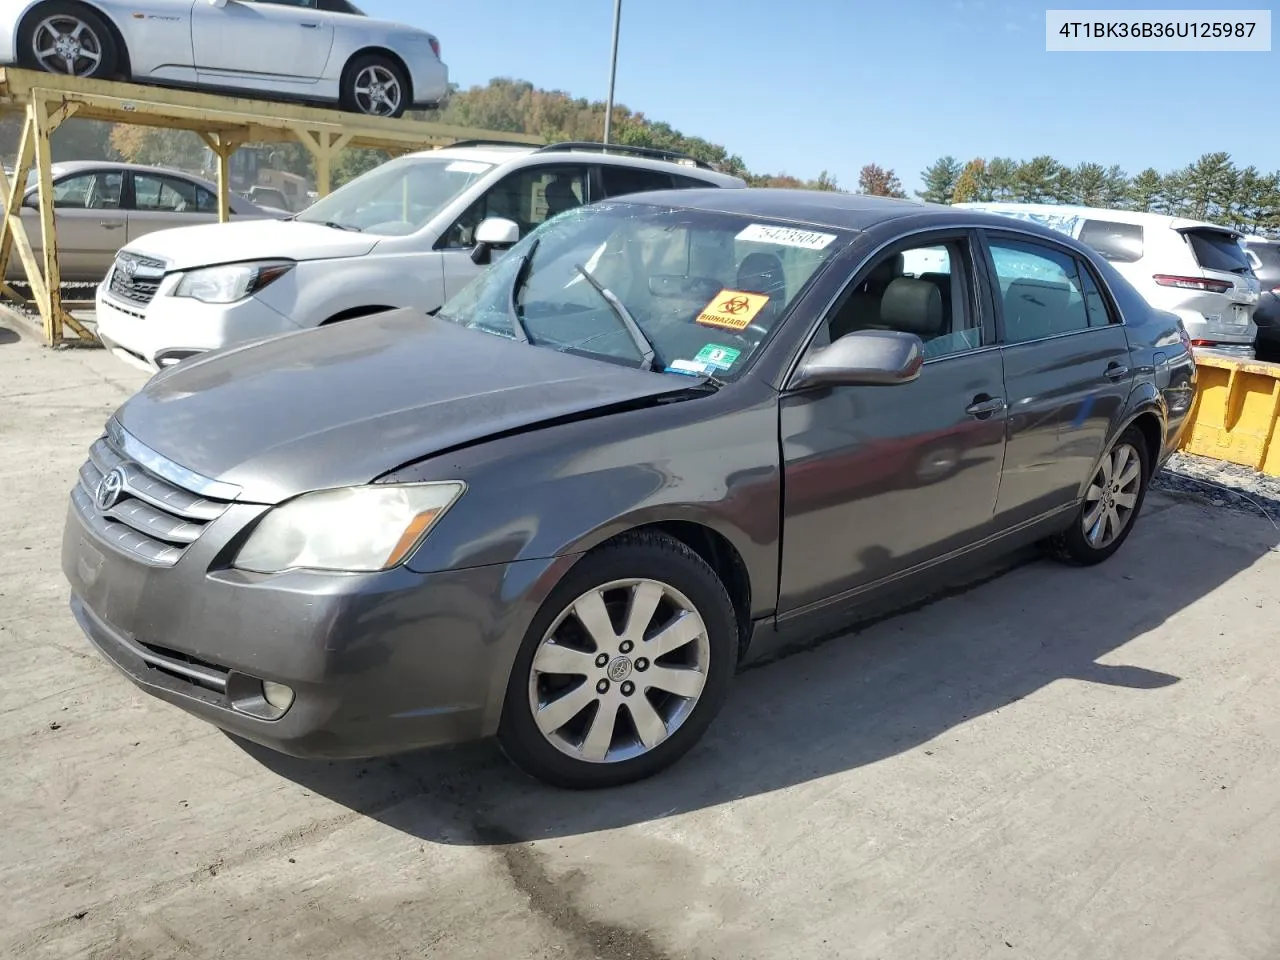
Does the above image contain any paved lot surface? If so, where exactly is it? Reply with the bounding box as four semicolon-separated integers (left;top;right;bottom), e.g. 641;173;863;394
2;315;1279;960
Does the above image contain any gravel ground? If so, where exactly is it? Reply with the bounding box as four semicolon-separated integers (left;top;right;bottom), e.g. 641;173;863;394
1152;452;1280;529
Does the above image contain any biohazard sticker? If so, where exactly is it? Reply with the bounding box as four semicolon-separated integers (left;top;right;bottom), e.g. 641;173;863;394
696;289;769;331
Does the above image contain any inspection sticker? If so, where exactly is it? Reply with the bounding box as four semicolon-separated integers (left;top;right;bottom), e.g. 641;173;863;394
665;359;713;376
694;344;741;370
696;289;769;331
736;223;837;250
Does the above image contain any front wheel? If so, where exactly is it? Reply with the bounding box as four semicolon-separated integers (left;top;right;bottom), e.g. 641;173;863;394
497;532;738;789
20;2;119;79
1048;425;1150;565
340;54;409;119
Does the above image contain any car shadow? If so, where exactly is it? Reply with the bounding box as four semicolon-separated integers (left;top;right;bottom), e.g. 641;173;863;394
240;493;1276;845
0;327;20;346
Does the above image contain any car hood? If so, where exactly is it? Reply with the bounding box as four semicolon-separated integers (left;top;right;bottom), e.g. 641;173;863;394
114;310;698;503
124;219;380;272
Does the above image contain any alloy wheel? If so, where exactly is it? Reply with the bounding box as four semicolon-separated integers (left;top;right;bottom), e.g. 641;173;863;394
527;578;710;764
32;16;103;77
1082;441;1142;549
352;65;403;117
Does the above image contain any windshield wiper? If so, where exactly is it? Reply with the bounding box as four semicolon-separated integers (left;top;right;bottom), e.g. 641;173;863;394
572;264;655;371
506;237;540;343
319;220;361;232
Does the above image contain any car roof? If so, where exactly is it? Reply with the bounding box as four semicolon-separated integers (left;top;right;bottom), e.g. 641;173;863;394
954;200;1241;236
611;187;1090;234
403;145;745;186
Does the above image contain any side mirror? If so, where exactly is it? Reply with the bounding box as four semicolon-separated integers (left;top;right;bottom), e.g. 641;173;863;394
791;329;924;390
471;216;519;265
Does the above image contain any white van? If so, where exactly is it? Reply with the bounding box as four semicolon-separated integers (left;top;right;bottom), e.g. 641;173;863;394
94;142;745;370
954;201;1261;357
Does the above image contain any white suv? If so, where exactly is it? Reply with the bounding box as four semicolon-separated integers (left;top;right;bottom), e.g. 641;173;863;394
95;142;746;370
955;201;1261;357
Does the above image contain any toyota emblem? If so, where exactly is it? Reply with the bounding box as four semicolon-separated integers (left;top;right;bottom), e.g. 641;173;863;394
95;467;126;511
121;257;137;278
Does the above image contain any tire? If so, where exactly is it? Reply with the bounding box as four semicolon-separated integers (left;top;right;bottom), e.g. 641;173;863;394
340;54;409;119
19;2;119;80
1047;425;1151;566
497;532;738;789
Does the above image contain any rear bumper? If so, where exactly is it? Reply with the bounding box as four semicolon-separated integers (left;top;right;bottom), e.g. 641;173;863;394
408;57;449;106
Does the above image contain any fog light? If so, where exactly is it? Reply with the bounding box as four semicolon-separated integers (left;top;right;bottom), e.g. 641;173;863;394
262;681;295;711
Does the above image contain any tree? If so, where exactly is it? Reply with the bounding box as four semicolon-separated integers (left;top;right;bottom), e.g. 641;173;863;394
917;156;961;204
1013;155;1064;203
1069;162;1108;206
857;163;906;198
333;148;388;187
1127;168;1163;212
1101;164;1130;207
1181;151;1236;220
110;126;207;172
951;158;987;204
984;157;1018;200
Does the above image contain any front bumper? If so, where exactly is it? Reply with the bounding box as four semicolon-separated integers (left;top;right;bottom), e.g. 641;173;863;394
95;283;300;371
62;496;574;759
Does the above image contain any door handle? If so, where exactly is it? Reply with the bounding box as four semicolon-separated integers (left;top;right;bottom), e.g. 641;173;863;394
300;22;319;28
99;222;124;229
1104;362;1130;381
965;394;1006;419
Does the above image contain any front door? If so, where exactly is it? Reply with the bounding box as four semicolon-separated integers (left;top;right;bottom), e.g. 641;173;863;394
438;165;591;301
980;232;1134;527
17;169;126;283
192;0;335;82
778;232;1008;616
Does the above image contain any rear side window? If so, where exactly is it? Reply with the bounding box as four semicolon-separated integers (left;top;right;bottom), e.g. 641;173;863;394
1079;219;1143;263
599;166;674;198
1184;229;1250;273
671;174;717;190
988;238;1093;343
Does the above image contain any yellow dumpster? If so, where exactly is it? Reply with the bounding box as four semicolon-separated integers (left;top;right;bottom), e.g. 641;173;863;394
1181;352;1280;477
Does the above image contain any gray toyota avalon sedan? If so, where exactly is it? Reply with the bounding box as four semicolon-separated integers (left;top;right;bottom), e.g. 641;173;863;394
61;189;1197;789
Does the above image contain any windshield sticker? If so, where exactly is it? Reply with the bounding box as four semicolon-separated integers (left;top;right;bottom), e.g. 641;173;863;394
665;359;713;376
445;160;491;174
736;223;836;250
696;289;769;331
694;344;741;370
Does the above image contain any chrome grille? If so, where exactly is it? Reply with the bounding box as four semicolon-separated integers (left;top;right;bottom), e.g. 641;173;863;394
107;252;166;307
72;424;236;567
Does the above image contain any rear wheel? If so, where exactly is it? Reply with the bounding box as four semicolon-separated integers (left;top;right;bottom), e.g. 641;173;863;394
340;54;409;119
20;2;119;79
497;532;737;789
1048;425;1150;565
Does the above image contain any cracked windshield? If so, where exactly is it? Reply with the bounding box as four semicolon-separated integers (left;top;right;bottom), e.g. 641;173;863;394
439;203;843;376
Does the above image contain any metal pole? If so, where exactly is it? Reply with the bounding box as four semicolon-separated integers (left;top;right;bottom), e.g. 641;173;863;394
602;0;622;145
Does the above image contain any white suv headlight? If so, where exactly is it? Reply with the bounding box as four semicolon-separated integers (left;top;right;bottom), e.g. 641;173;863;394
234;482;466;574
172;261;293;304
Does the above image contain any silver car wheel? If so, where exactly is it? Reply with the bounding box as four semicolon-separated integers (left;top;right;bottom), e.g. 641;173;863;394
1082;441;1142;549
352;65;403;117
32;16;103;77
528;578;710;764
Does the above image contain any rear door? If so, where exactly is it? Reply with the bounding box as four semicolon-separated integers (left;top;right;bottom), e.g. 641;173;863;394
125;172;220;245
980;230;1133;527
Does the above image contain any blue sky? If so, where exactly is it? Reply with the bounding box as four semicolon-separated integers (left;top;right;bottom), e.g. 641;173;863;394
360;0;1278;193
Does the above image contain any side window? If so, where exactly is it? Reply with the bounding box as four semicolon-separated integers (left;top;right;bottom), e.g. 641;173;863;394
823;240;982;360
598;165;673;198
1079;219;1143;263
193;184;218;213
134;174;200;213
671;174;716;190
50;171;123;209
988;238;1092;343
1078;261;1114;327
443;165;588;248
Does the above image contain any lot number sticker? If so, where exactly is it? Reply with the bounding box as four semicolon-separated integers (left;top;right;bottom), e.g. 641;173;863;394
696;289;769;331
694;344;741;371
736;223;837;250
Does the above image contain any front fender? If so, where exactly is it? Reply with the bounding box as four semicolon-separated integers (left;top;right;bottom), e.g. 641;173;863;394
383;387;783;619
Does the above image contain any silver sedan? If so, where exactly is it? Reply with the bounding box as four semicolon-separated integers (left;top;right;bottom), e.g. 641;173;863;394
0;0;448;119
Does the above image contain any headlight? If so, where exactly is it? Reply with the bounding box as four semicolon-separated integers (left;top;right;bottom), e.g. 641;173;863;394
172;261;293;304
234;482;465;574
